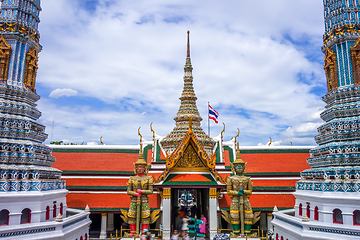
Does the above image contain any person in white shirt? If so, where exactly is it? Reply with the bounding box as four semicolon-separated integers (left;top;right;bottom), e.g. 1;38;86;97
171;230;179;240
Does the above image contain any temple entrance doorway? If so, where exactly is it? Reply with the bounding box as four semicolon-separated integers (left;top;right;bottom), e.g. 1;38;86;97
171;188;209;237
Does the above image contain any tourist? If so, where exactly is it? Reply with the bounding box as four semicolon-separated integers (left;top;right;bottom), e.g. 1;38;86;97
182;230;190;240
182;215;190;231
171;230;180;240
175;211;183;232
200;213;207;237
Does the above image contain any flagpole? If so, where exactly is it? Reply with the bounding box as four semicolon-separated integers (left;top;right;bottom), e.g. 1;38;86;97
208;102;210;137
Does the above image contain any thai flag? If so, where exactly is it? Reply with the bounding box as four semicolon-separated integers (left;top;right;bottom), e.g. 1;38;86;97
209;105;219;124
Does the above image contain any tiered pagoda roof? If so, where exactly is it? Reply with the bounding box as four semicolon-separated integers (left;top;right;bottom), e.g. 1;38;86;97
161;31;215;157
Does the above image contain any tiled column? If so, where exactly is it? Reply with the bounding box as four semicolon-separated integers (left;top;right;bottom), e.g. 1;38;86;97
99;213;107;239
162;188;171;240
209;188;218;239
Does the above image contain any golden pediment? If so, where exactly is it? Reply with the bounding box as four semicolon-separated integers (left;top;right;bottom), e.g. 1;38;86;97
156;127;225;183
172;141;207;172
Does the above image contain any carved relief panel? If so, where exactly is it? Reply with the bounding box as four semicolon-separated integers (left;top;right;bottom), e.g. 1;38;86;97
24;48;38;92
324;47;339;92
0;37;12;84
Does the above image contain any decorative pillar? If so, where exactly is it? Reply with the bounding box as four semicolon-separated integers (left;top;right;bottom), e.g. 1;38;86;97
267;213;273;232
162;188;171;240
209;188;218;239
107;213;114;232
99;213;107;239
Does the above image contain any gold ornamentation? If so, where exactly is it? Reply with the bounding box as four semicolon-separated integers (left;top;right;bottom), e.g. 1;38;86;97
101;213;107;217
209;188;217;199
24;48;38;92
162;188;171;199
324;47;339;92
156;127;225;183
234;128;239;145
150;209;161;224
173;144;204;169
0;37;11;84
150;122;155;140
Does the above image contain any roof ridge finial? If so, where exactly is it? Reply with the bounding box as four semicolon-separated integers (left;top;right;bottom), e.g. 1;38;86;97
187;30;190;58
135;127;147;165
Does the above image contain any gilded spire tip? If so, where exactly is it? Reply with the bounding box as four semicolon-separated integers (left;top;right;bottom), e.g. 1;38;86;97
187;30;190;58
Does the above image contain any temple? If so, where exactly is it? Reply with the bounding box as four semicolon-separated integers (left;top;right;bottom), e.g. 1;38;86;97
50;31;313;239
0;1;90;239
273;0;360;239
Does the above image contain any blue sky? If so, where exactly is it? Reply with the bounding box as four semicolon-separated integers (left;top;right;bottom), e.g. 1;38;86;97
35;0;326;146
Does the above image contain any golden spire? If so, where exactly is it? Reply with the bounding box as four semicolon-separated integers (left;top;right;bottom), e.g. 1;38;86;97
187;30;190;58
161;31;215;157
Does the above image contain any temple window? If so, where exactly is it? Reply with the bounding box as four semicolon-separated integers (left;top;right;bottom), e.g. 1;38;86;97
353;210;360;225
46;206;49;220
307;204;311;218
60;203;63;215
299;203;303;216
314;206;319;221
20;208;31;224
0;209;9;225
53;204;56;218
333;208;343;224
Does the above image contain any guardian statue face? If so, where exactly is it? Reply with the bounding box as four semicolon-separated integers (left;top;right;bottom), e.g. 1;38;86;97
136;164;146;175
234;163;245;175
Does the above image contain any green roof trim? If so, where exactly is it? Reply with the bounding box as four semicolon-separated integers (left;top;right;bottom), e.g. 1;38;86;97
164;174;177;182
67;186;127;190
202;174;215;181
224;146;234;163
143;144;152;163
246;172;300;176
215;142;221;163
240;149;310;154
52;148;139;153
62;170;134;175
253;186;295;191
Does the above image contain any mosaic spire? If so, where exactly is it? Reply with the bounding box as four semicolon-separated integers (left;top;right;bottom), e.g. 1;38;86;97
296;0;360;193
161;31;215;157
0;0;41;90
0;0;65;193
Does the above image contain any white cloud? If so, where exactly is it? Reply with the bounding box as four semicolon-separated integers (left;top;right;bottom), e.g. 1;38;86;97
49;88;78;98
35;0;327;146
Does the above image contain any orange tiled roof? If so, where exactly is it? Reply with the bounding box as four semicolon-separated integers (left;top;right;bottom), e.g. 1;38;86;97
67;193;161;210
52;152;137;172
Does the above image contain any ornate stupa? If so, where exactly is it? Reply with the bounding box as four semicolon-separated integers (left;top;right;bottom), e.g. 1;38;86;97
0;1;90;239
273;1;360;239
160;31;216;157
